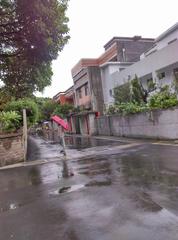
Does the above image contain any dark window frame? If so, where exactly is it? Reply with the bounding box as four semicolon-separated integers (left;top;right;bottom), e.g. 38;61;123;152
84;84;89;96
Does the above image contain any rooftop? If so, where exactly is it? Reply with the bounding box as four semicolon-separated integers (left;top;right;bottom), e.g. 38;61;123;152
156;22;178;42
104;36;155;50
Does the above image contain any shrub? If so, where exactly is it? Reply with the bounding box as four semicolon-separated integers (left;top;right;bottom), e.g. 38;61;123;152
114;82;131;104
114;75;156;105
53;104;74;118
148;86;178;109
107;102;148;115
131;76;148;104
5;99;39;126
40;100;58;121
0;111;22;133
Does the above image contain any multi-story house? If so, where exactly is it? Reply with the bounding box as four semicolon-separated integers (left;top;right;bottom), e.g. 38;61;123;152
102;23;178;108
53;86;74;105
72;36;154;113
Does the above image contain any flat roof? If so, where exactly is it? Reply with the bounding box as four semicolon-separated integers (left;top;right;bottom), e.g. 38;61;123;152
156;22;178;42
104;36;155;49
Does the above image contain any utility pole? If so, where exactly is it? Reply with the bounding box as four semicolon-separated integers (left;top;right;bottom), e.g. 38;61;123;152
58;125;66;156
23;109;28;162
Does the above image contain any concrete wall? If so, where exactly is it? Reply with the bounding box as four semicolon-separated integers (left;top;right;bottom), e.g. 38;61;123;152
0;132;24;167
96;107;178;139
88;66;104;113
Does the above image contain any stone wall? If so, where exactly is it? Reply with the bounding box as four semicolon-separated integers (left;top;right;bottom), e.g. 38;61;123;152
0;132;24;167
96;107;178;139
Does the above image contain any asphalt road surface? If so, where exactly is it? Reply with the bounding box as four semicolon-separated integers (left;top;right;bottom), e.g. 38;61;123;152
1;136;178;240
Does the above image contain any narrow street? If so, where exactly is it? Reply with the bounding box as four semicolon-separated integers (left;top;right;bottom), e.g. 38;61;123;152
0;135;178;240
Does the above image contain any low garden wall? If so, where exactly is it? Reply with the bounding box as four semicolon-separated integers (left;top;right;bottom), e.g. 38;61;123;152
96;107;178;139
0;131;24;167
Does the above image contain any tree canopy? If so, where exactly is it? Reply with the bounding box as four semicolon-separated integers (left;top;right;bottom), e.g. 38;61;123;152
0;0;70;98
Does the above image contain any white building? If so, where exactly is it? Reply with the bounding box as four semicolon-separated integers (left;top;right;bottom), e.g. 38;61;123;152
101;23;178;108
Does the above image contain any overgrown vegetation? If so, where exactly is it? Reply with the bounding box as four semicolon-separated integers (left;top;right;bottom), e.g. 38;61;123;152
114;82;131;104
5;99;39;126
148;86;178;109
53;103;74;118
0;111;21;133
35;97;75;121
108;76;178;115
107;102;148;115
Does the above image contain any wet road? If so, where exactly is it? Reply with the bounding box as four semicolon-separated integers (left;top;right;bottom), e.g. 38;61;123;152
1;136;178;239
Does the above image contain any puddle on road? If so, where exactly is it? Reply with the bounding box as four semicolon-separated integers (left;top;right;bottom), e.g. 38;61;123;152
50;184;85;195
64;135;126;150
0;202;22;213
50;177;113;196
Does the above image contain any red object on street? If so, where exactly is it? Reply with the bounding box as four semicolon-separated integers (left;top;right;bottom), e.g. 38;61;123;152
95;112;100;118
51;115;69;130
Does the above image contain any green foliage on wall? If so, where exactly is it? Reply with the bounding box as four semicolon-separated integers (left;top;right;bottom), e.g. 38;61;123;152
0;111;22;133
109;77;178;116
148;86;178;109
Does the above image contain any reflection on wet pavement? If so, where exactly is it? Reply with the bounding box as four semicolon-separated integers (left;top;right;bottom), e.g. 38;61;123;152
1;138;178;239
64;135;126;149
27;133;125;162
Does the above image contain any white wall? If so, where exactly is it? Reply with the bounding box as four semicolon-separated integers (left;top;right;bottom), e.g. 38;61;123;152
101;63;132;107
108;40;178;105
141;27;178;59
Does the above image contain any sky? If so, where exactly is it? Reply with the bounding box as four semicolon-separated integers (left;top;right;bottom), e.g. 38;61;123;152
40;0;178;98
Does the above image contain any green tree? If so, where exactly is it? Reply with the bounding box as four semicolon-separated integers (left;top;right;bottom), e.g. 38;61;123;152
0;86;13;111
53;103;74;118
131;75;147;103
114;82;131;104
40;100;59;121
0;0;70;98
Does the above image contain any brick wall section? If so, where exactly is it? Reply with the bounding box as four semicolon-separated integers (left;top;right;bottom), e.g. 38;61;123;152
0;132;24;167
116;40;155;62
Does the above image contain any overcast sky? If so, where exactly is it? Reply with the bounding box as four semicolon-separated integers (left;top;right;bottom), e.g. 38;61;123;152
39;0;178;98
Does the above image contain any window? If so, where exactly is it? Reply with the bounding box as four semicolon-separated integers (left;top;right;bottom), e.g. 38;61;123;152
84;84;89;96
78;88;82;99
158;72;165;80
109;89;113;97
